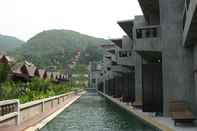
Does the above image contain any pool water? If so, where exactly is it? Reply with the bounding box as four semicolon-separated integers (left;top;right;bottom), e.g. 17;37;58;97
41;93;158;131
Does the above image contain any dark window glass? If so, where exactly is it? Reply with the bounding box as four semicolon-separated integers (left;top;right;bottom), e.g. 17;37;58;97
136;29;142;39
153;28;157;37
92;79;96;83
146;29;150;38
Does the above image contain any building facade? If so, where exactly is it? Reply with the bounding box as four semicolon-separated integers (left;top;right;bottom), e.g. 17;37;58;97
89;0;197;117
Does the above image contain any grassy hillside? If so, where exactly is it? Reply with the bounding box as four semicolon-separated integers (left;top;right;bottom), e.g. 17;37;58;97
0;34;24;52
11;30;110;69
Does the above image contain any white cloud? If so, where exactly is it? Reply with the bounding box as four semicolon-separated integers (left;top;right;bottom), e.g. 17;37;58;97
0;0;142;41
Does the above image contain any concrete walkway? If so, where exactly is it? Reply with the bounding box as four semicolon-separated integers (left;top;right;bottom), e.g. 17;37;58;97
98;91;197;131
0;93;83;131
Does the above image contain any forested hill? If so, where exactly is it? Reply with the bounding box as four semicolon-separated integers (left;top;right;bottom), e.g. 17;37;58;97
0;34;24;52
11;30;111;68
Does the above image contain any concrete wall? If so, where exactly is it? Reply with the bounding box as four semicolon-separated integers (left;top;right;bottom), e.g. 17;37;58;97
193;43;197;116
160;0;194;115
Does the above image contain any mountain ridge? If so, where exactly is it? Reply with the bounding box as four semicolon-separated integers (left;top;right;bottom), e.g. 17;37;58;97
11;29;111;69
0;34;25;53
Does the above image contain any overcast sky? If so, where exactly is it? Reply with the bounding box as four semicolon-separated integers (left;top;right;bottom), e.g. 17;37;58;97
0;0;142;41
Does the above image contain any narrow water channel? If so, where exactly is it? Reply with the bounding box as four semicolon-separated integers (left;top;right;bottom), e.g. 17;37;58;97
41;93;158;131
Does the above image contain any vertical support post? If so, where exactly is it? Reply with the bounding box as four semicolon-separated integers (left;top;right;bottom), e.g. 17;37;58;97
58;97;60;104
42;101;45;112
103;79;106;94
16;100;20;125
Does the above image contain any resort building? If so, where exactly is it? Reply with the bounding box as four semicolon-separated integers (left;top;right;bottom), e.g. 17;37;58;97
0;55;15;65
91;0;197;123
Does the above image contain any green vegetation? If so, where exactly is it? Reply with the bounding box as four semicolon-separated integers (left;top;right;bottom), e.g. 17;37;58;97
79;44;104;65
0;34;24;52
72;64;88;74
0;64;85;103
11;30;110;68
0;64;10;83
0;79;84;103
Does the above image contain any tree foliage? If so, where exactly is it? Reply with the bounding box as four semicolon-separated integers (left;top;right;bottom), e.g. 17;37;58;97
0;64;10;83
0;78;83;103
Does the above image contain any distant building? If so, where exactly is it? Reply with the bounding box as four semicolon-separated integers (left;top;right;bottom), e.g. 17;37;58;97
88;62;101;89
0;55;15;65
11;62;36;81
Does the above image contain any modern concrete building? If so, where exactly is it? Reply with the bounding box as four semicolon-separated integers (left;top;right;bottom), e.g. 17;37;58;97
90;0;197;119
88;61;102;89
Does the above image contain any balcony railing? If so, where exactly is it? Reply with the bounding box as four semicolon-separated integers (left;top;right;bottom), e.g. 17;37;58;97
119;50;132;58
136;25;160;39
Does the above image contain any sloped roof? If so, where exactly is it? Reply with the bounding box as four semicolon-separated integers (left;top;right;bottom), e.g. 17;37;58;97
12;62;36;77
12;61;35;73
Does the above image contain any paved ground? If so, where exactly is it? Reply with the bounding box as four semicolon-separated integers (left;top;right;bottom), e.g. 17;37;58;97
0;94;82;131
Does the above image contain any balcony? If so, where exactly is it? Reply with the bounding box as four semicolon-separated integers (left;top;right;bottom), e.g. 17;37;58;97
183;0;197;47
111;65;130;73
134;25;161;52
117;50;135;66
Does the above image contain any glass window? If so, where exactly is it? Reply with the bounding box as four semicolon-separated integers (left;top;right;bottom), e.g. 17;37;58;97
136;29;142;39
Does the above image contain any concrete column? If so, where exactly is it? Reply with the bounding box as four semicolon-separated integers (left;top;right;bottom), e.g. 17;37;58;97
103;78;106;94
142;29;146;38
193;45;197;115
112;78;115;96
149;28;154;37
135;53;142;102
122;74;126;101
160;0;194;116
42;101;44;112
115;76;119;97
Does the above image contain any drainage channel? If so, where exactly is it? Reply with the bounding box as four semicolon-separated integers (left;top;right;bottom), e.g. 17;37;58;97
41;93;158;131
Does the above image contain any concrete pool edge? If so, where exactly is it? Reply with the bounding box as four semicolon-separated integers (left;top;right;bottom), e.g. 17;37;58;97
25;91;86;131
98;91;173;131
